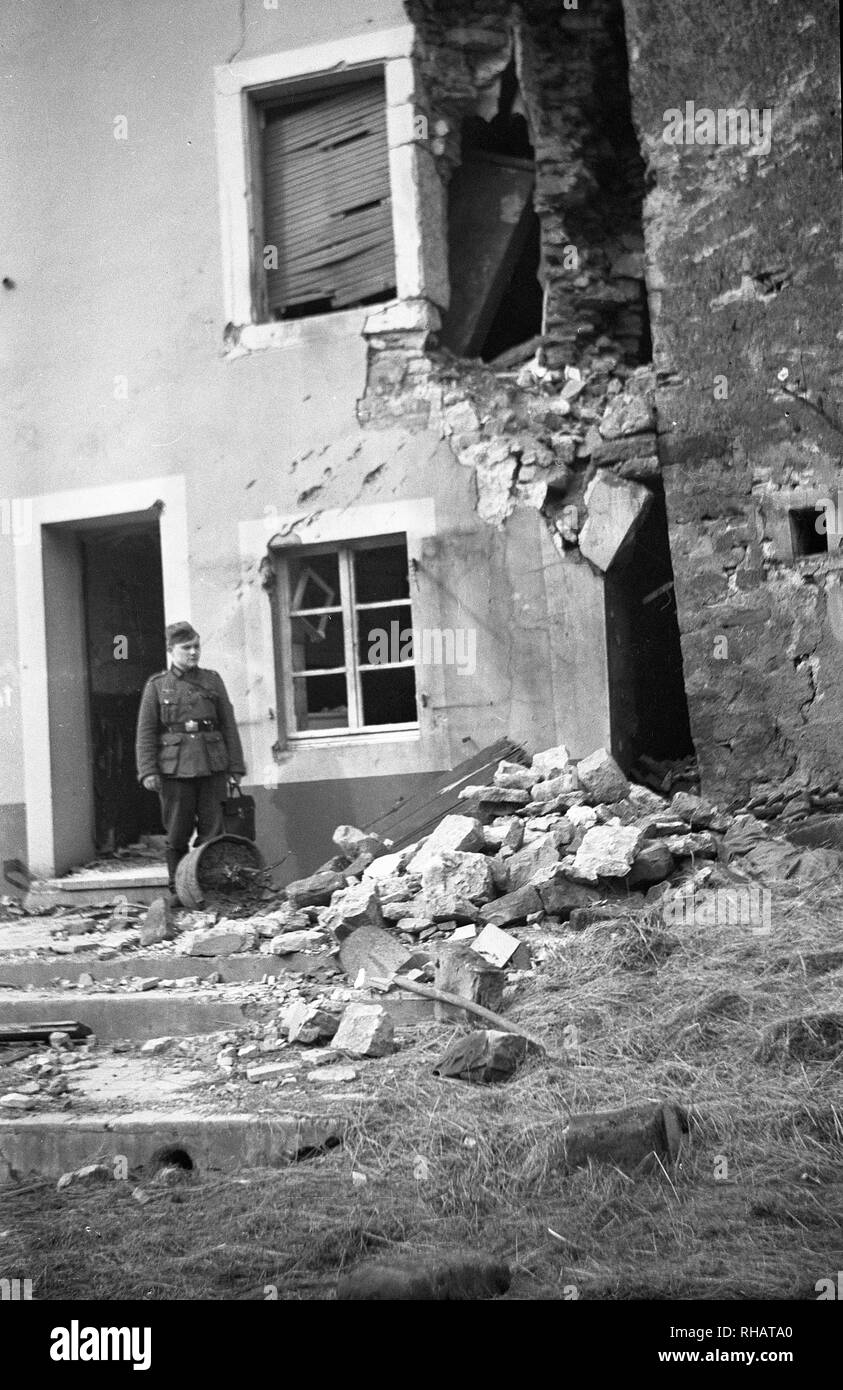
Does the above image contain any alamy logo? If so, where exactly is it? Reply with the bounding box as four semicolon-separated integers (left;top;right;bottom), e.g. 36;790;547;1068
50;1321;151;1371
662;102;772;153
367;622;477;677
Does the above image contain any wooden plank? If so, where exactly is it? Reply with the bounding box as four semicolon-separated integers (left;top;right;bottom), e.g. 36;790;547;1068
362;737;530;850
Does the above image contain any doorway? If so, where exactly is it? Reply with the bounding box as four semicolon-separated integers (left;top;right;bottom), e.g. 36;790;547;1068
80;522;166;850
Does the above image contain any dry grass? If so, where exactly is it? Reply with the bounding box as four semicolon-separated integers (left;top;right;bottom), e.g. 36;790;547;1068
3;875;843;1299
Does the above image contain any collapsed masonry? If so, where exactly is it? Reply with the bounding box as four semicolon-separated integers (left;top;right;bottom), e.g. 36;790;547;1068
358;0;693;778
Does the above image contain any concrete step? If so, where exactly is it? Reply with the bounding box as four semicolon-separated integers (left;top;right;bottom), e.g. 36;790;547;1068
0;951;280;989
0;1111;345;1182
24;865;169;911
0;984;436;1039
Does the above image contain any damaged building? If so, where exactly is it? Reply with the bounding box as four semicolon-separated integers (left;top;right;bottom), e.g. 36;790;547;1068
0;0;840;888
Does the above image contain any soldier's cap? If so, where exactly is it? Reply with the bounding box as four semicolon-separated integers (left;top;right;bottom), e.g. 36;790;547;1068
166;621;200;647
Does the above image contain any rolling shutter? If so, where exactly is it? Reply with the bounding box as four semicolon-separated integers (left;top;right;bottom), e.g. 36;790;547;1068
261;78;396;317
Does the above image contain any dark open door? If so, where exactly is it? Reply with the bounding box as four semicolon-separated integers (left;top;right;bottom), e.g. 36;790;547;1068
80;522;166;850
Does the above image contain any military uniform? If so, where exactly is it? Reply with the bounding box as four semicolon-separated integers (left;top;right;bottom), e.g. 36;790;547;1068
135;658;246;892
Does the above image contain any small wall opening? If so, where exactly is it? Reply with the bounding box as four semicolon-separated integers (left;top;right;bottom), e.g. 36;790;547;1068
149;1145;195;1174
789;507;827;557
439;60;543;362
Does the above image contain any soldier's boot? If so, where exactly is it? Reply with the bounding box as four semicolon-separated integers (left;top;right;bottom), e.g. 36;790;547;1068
166;850;183;908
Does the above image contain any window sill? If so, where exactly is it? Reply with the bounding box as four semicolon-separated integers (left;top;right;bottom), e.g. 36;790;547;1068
287;726;420;750
224;307;370;359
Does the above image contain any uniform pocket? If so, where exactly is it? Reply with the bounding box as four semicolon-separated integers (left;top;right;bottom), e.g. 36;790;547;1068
158;732;182;774
204;731;229;773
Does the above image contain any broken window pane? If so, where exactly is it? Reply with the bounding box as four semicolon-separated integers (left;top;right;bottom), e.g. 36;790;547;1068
353;541;410;603
288;552;339;611
290;613;345;673
357;603;413;666
361;666;417;726
292;672;349;731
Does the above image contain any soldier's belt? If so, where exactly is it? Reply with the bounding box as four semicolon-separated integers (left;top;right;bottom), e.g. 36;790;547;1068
168;720;219;733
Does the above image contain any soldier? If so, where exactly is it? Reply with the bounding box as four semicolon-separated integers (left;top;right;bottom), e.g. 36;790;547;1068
135;621;246;904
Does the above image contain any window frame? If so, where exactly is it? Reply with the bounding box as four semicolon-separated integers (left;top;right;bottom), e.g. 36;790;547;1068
276;534;419;740
213;25;446;352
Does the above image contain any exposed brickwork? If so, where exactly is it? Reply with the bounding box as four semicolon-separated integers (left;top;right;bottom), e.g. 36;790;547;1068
623;0;843;805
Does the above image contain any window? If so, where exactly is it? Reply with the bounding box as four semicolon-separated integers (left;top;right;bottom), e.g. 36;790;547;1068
276;536;418;735
255;74;397;322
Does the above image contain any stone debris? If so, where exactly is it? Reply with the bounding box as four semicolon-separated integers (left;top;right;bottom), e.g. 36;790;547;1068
407;814;486;869
307;1064;358;1085
139;897;173;947
140;1036;174;1055
56;1162;112;1192
470;923;526;970
177;923;257;958
575;748;630;805
330;1003;395;1058
285;1001;340;1045
570;824;645;882
321;881;384;940
433;1029;531;1084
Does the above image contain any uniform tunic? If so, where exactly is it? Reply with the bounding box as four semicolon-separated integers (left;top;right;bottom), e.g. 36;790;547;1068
135;666;245;781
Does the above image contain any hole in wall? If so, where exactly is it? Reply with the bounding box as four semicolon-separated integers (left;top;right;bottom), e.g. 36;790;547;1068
439;60;543;362
789;508;827;558
148;1145;195;1174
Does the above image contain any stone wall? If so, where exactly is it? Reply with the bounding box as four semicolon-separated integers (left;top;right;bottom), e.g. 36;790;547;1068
623;0;843;808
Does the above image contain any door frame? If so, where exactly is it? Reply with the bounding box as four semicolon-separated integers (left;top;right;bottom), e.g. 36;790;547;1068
13;477;190;877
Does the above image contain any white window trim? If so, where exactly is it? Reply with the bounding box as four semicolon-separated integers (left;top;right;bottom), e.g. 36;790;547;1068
279;536;420;740
237;499;450;786
213;24;442;353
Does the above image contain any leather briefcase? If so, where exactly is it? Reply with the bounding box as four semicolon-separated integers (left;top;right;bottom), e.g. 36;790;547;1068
221;782;256;841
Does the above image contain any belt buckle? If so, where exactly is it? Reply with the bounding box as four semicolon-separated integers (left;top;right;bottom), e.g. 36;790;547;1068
184;720;199;733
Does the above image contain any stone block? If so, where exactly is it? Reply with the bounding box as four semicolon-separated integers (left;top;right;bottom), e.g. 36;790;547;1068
482;818;524;853
332;825;386;859
433;1029;530;1084
267;928;324;954
598;393;655;439
407;815;485;870
578;474;652;572
628;842;675;886
576;747;630;805
322;881;384;940
57;1163;112;1192
570;825;645;881
331;1003;394;1058
177;923;257;958
530;769;579;802
338;924;428;984
535;878;601;919
363;846;418;880
478;885;542;926
531;744;573;777
504;832;561;891
139;897;172;947
286;1002;340;1045
434;942;505;1016
420;850;495;912
286;870;347;908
